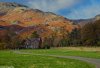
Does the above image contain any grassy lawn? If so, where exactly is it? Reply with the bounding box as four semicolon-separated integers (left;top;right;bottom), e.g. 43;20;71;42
19;47;100;59
0;50;95;68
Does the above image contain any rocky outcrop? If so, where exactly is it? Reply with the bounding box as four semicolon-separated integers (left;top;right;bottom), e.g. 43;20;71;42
0;2;27;14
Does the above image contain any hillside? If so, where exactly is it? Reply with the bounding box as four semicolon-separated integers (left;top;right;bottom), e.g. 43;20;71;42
72;14;100;27
0;2;78;39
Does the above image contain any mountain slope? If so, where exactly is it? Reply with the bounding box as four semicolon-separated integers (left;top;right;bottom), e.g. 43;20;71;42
0;2;78;39
72;14;100;27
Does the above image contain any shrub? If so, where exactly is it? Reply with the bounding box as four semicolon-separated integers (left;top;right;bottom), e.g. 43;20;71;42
0;42;7;50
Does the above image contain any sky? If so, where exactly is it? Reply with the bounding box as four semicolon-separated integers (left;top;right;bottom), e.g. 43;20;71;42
0;0;100;19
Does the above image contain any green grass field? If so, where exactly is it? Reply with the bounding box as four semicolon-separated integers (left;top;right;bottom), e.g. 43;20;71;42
20;47;100;59
0;47;100;68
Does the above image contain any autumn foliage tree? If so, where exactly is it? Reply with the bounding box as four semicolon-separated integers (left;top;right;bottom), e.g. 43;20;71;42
81;20;100;46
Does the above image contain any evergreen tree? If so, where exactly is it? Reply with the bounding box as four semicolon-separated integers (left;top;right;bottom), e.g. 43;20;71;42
31;31;39;38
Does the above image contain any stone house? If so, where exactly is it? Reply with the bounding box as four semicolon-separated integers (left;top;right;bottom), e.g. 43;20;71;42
24;38;41;49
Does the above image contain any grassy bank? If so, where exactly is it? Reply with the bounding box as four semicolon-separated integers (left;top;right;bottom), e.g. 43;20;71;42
20;47;100;59
0;50;95;68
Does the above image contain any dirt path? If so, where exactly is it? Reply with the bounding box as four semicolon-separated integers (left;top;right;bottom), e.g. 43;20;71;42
13;51;100;68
